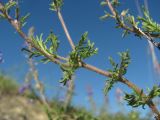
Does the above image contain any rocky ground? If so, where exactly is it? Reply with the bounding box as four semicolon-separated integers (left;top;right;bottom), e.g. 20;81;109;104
0;95;48;120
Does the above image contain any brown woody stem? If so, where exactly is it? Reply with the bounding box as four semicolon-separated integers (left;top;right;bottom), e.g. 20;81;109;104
57;10;75;50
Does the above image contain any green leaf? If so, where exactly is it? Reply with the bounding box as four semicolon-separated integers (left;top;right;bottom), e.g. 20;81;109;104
46;31;59;53
122;30;130;38
50;0;63;11
4;1;17;11
111;0;120;7
20;13;30;27
75;32;98;59
124;90;146;109
100;1;107;6
100;13;110;20
104;50;130;94
40;58;51;64
121;9;129;17
104;78;117;94
60;32;98;85
15;7;20;20
138;8;160;33
22;32;60;65
108;57;116;67
0;13;5;20
60;65;74;85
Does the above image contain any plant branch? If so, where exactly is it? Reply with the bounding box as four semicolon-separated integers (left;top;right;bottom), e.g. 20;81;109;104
105;0;116;16
83;62;160;118
27;27;51;110
56;10;75;50
1;1;160;119
105;0;160;49
105;0;160;118
0;2;67;66
106;0;160;120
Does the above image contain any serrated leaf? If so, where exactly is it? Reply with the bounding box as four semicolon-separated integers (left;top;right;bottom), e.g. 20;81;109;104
104;78;116;95
121;9;129;17
100;1;107;6
4;1;17;11
46;32;59;53
0;13;5;20
20;13;30;27
122;30;130;38
100;13;110;20
108;57;116;67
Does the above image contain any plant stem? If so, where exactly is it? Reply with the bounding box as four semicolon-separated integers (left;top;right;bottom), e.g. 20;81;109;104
105;0;160;119
0;6;64;66
57;10;75;50
56;9;76;110
105;0;160;49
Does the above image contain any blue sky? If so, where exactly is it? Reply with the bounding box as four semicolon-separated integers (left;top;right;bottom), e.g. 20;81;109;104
0;0;160;114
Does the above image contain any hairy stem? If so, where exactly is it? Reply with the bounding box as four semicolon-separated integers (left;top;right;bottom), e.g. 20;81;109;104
57;10;75;50
63;78;75;110
56;8;76;109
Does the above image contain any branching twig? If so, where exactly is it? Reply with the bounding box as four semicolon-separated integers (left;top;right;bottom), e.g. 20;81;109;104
105;0;160;119
105;0;160;49
0;1;160;119
0;2;67;65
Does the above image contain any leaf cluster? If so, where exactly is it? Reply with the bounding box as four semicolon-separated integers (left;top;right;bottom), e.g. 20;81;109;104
100;1;140;37
138;9;160;34
0;1;16;19
60;32;98;85
124;86;160;109
101;0;120;8
117;12;140;38
124;90;146;109
104;50;130;94
22;32;59;63
3;1;17;12
147;86;160;101
74;32;98;60
19;13;30;27
0;1;30;28
100;0;160;49
50;0;63;11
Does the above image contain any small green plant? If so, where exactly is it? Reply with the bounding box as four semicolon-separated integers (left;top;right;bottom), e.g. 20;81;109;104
104;50;130;94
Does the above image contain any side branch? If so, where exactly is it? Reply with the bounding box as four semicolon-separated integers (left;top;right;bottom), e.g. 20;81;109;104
105;0;160;118
120;77;160;119
0;3;65;66
82;63;160;118
57;10;75;50
105;0;160;49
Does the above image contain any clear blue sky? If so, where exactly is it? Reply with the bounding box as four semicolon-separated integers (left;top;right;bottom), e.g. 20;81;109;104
0;0;160;113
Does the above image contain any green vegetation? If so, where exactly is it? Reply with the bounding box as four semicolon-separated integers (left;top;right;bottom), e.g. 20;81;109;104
0;74;18;95
0;74;151;120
